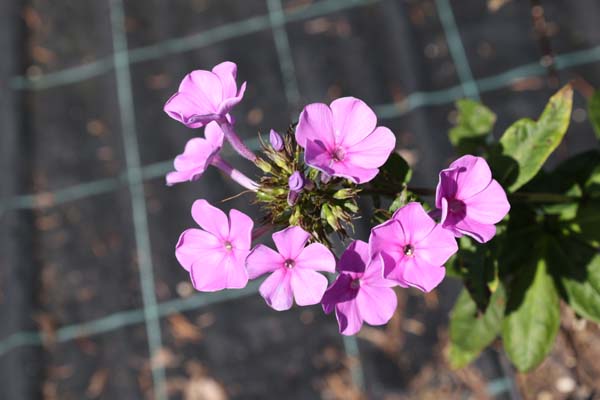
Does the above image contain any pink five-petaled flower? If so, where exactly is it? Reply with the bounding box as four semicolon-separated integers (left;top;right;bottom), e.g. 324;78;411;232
246;226;336;311
164;61;246;128
175;199;253;291
321;240;397;336
295;97;396;184
370;202;458;292
166;122;224;186
436;155;510;243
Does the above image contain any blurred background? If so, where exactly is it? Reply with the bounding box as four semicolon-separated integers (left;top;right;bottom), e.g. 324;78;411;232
1;0;600;399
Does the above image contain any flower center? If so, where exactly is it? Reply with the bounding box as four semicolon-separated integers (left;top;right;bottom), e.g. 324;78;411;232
448;198;466;216
403;244;415;257
331;147;346;162
350;279;361;289
284;259;295;269
224;241;233;251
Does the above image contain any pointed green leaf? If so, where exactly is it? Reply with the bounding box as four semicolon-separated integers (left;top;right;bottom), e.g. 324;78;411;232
502;242;560;372
449;99;496;154
550;235;600;323
588;90;600;141
448;285;505;369
496;85;573;192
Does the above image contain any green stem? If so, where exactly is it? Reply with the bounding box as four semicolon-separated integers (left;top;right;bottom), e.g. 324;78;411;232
364;186;578;204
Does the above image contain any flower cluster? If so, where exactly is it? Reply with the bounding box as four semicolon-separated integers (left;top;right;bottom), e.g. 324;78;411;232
164;61;510;335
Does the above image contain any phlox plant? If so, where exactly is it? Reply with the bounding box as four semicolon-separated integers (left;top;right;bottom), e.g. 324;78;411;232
163;61;600;373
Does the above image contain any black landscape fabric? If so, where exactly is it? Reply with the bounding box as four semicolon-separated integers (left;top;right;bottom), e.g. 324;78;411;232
0;0;599;399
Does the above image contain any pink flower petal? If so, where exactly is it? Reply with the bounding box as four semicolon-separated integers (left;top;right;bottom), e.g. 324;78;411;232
448;155;493;200
328;160;380;184
290;268;329;306
190;250;248;291
295;103;335;148
185;70;223;107
212;61;238;98
204;121;225;146
455;217;497;243
304;139;335;176
321;274;357;314
228;209;253;250
413;224;458;266
335;300;363;335
294;243;336;273
272;226;311;260
360;254;396;287
369;219;406;264
392;202;436;244
246;244;283;279
166;170;200;186
216;81;246;116
191;199;229;240
345;126;396;169
401;257;446;292
435;168;458;209
356;285;397;325
330;97;377;148
188;251;228;291
163;92;208;128
338;240;369;275
259;269;294;311
172;138;212;171
463;179;510;224
175;228;222;271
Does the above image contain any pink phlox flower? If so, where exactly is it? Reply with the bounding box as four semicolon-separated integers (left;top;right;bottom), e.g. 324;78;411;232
166;122;224;186
436;155;510;243
164;61;247;128
246;226;336;311
321;240;397;335
175;199;253;291
369;202;458;292
295;97;396;184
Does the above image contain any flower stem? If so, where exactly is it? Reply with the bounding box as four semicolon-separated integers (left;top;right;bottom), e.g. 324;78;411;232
212;156;259;192
219;121;257;162
508;192;579;203
365;186;578;203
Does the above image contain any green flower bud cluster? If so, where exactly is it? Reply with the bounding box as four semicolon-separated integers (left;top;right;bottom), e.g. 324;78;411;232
254;125;360;246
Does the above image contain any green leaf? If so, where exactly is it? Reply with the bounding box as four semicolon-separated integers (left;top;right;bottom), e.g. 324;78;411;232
371;152;412;193
549;236;600;323
569;200;600;249
453;236;499;311
502;240;560;372
448;285;506;369
449;99;496;153
588;90;600;141
495;84;573;192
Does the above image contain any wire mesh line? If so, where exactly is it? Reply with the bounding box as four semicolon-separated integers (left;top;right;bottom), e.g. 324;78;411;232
1;43;599;358
2;44;600;215
0;47;597;215
10;0;380;91
109;0;167;398
267;0;368;391
267;0;301;112
0;282;261;358
435;0;480;100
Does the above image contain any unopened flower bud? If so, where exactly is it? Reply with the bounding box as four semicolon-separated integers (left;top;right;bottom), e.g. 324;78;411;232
269;129;284;151
333;188;355;200
287;190;300;206
321;203;340;230
255;157;272;173
320;172;332;184
288;171;305;192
